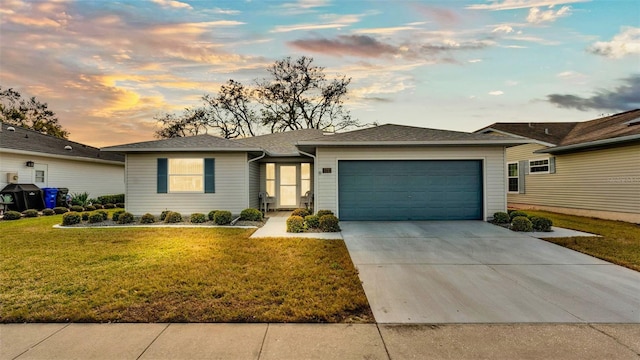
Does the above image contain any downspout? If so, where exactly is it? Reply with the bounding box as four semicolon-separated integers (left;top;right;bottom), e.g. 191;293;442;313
297;149;316;214
247;151;266;209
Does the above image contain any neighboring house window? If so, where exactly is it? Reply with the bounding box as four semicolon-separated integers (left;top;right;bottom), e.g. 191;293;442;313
529;159;550;174
507;162;519;193
266;163;275;196
35;170;45;183
157;158;215;194
301;163;311;194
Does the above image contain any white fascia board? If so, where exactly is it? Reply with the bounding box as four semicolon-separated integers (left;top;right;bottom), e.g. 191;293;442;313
0;148;124;165
475;128;556;147
296;139;533;147
100;147;262;153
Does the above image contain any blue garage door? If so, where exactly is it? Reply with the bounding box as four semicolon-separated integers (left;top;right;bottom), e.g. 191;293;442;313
338;160;483;221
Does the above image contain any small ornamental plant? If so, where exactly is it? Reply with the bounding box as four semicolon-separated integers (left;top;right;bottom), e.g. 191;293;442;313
316;210;334;218
53;207;69;214
81;212;90;221
116;203;125;209
492;212;510;224
117;212;135;224
96;210;108;220
42;208;55;216
70;205;84;212
84;205;96;211
62;212;82;226
286;215;305;233
88;212;104;224
103;203;116;209
511;216;533;232
208;210;219;221
530;216;553;232
112;210;126;222
2;211;22;220
164;211;183;224
213;211;232;225
190;213;207;224
22;209;39;218
240;208;263;221
319;214;341;232
160;210;172;221
304;215;320;229
509;210;528;221
140;213;156;224
292;208;311;218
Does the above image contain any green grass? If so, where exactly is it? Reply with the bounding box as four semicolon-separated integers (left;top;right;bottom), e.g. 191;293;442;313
524;210;640;272
0;214;372;323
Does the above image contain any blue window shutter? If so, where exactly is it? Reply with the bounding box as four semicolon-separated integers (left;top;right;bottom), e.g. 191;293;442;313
157;158;168;193
549;157;556;174
518;160;527;194
204;158;215;193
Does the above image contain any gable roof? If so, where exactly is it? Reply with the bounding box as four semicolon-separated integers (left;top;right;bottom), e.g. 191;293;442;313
0;122;124;163
476;109;640;153
298;124;528;146
236;129;324;156
101;134;262;153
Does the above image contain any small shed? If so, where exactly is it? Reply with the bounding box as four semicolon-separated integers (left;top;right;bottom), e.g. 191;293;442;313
0;184;45;212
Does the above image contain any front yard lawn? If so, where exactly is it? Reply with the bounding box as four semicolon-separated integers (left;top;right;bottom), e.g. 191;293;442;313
0;215;372;323
524;210;640;272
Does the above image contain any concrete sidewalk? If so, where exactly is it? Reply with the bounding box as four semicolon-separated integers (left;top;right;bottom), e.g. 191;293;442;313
2;323;639;359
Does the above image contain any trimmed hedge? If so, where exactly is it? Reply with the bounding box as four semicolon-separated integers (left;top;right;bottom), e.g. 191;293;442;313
190;213;207;224
53;207;69;214
240;208;263;221
97;194;124;205
62;212;82;226
2;211;22;220
319;214;341;232
84;205;96;211
213;211;232;225
117;212;135;224
286;215;304;233
492;212;510;224
511;216;533;232
292;208;311;218
42;208;55;216
112;210;126;222
88;212;104;224
22;209;39;218
208;210;219;221
103;203;116;209
530;216;553;232
160;210;172;221
96;210;108;220
164;211;183;223
316;210;334;218
81;212;90;221
140;213;156;224
304;214;320;229
509;210;528;221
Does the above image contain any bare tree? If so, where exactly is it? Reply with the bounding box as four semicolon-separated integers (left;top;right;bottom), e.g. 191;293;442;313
154;108;208;138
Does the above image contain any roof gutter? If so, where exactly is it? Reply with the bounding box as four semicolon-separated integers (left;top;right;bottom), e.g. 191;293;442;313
100;147;263;153
0;148;124;165
535;134;640;154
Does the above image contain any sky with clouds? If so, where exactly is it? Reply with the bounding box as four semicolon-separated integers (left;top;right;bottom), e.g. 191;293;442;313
1;0;639;146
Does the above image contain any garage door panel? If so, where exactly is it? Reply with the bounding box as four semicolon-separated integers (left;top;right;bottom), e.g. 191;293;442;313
338;160;483;221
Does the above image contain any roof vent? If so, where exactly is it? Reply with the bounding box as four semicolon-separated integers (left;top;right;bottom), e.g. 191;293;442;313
64;145;72;151
7;126;15;131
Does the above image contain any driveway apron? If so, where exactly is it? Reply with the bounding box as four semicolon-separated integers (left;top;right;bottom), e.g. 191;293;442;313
340;221;640;324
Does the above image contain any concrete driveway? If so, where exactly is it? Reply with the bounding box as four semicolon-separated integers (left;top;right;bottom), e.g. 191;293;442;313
341;221;640;324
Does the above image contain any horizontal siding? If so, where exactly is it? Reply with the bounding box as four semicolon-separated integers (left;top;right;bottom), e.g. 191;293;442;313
0;151;124;196
507;143;640;215
315;146;507;220
125;152;248;216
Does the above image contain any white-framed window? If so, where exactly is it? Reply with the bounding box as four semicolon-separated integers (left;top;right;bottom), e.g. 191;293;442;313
529;158;550;174
265;163;276;196
301;163;311;194
507;162;519;193
169;158;203;192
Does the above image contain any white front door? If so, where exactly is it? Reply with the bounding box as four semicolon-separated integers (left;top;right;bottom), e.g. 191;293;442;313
34;164;48;188
278;165;298;208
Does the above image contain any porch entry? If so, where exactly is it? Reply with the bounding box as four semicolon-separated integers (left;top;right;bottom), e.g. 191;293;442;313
265;163;311;209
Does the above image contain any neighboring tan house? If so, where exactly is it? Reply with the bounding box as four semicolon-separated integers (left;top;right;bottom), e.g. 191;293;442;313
0;123;125;196
102;124;527;220
476;109;640;223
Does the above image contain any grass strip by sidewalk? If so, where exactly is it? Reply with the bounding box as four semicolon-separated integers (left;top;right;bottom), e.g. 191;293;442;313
524;210;640;272
0;215;372;323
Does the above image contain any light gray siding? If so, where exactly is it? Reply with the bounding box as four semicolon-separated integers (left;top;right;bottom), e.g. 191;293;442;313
125;152;248;216
0;151;124;196
248;160;260;209
315;146;507;221
507;143;640;220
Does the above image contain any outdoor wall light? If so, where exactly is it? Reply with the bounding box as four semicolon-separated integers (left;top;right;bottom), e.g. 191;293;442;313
25;161;35;167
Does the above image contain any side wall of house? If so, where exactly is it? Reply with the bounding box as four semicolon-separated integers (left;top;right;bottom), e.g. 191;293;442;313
248;160;260;209
315;146;506;220
125;152;248;216
506;143;640;222
0;151;124;196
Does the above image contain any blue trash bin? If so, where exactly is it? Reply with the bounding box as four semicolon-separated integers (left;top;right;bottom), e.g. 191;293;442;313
42;188;58;209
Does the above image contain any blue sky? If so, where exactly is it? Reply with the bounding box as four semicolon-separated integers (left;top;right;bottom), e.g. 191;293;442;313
1;0;638;146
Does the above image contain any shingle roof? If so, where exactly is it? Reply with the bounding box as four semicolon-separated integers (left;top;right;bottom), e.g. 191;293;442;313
0;123;124;163
101;134;261;152
236;129;325;155
477;109;640;150
298;124;525;144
